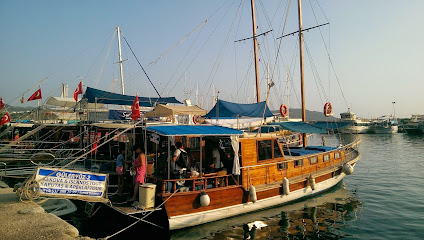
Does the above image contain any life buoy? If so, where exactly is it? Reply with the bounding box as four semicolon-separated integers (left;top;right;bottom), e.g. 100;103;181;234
298;133;303;145
323;102;333;117
280;104;288;117
193;115;198;124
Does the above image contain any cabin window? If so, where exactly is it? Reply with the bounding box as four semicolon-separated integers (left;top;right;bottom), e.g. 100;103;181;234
277;162;288;171
294;159;303;167
274;140;284;158
258;140;273;161
335;152;341;159
323;154;330;162
189;137;201;150
309;156;318;164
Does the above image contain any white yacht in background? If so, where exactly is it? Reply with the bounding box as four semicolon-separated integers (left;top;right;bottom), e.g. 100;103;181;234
368;117;398;134
339;108;371;134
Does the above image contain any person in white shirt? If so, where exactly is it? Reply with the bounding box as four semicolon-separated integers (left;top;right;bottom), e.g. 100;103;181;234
172;142;187;171
212;146;223;170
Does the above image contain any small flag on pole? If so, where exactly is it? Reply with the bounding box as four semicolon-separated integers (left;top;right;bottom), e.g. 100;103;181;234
130;94;141;121
0;112;11;125
91;142;98;154
27;89;42;102
74;82;83;102
0;96;4;111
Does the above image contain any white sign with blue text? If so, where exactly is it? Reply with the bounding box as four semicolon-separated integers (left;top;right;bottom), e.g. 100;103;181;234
35;167;108;202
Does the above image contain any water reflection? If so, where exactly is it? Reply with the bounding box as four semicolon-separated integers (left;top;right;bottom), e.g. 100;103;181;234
171;182;362;240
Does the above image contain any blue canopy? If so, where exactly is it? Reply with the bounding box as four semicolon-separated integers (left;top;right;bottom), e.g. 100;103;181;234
204;99;274;118
269;122;327;133
311;121;350;130
84;87;182;107
146;125;243;136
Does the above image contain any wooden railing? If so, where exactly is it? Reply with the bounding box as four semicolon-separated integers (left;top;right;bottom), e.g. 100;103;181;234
149;174;239;195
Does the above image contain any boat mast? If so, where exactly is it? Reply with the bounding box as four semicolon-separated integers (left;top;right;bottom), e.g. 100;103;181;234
250;0;261;103
297;0;307;147
117;26;125;95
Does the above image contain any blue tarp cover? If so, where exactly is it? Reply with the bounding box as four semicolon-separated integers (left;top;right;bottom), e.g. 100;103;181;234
306;146;337;152
84;87;182;107
146;125;243;136
269;122;327;133
204;99;274;118
284;148;321;156
311;121;350;130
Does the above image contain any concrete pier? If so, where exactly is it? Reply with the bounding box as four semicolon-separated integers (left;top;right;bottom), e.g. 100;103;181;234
0;184;91;240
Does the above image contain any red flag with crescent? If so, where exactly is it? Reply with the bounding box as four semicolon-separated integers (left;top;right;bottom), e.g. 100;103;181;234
91;142;98;154
27;89;42;102
130;94;141;121
74;82;82;102
0;113;10;125
0;96;4;111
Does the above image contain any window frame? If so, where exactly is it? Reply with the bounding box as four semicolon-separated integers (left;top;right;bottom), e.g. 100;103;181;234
309;156;318;164
294;159;303;167
323;154;330;162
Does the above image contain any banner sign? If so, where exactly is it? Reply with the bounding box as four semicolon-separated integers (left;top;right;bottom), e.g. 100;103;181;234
108;110;132;120
35;167;108;202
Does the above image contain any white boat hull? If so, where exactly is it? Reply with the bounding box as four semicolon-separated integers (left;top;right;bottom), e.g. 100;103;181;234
340;125;369;134
169;172;347;230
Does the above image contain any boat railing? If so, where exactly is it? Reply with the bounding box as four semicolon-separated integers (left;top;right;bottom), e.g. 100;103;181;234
150;174;239;195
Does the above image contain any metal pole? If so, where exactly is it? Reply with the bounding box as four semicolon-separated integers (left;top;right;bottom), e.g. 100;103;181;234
298;0;307;148
392;102;396;119
117;26;125;95
200;137;203;177
250;0;261;103
167;137;170;180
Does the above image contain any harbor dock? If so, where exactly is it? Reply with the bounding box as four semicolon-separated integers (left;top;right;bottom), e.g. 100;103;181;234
0;183;90;240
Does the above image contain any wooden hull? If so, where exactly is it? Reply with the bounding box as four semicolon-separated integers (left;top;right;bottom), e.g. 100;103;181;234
167;169;351;230
164;147;360;230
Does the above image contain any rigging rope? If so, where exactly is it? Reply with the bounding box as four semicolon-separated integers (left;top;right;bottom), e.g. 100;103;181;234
121;35;161;98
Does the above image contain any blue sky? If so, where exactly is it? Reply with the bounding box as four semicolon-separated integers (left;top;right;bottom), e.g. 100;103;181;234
1;0;423;118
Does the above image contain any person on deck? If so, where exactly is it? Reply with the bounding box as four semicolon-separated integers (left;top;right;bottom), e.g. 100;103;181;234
128;147;146;202
172;142;187;171
116;149;125;196
212;143;223;171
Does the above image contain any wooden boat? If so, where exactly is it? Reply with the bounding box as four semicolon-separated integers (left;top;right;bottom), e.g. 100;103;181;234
84;0;361;237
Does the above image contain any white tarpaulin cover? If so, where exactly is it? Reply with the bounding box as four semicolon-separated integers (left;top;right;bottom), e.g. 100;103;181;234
231;135;240;175
144;104;206;118
46;97;104;109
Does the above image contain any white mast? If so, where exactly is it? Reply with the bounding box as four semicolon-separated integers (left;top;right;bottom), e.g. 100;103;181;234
196;82;199;106
117;26;125;95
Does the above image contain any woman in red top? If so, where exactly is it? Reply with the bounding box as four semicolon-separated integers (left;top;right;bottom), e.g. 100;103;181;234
128;147;146;202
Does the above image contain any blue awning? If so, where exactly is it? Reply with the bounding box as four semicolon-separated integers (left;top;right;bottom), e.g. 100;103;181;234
269;122;327;133
311;121;350;130
204;99;274;118
146;125;243;136
84;87;182;107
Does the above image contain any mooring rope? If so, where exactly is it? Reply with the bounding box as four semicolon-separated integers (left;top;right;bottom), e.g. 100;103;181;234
100;188;180;240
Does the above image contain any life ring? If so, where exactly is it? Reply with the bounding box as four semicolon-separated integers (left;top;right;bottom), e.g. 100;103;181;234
323;102;333;117
280;104;288;117
193;115;198;124
298;133;303;145
166;116;171;122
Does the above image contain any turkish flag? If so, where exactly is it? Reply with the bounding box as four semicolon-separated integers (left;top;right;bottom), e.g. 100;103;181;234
91;142;98;154
27;89;42;102
130;95;141;121
74;82;82;102
0;96;4;111
0;113;11;125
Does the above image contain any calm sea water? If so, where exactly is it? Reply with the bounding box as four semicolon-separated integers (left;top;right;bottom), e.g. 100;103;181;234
170;133;424;240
